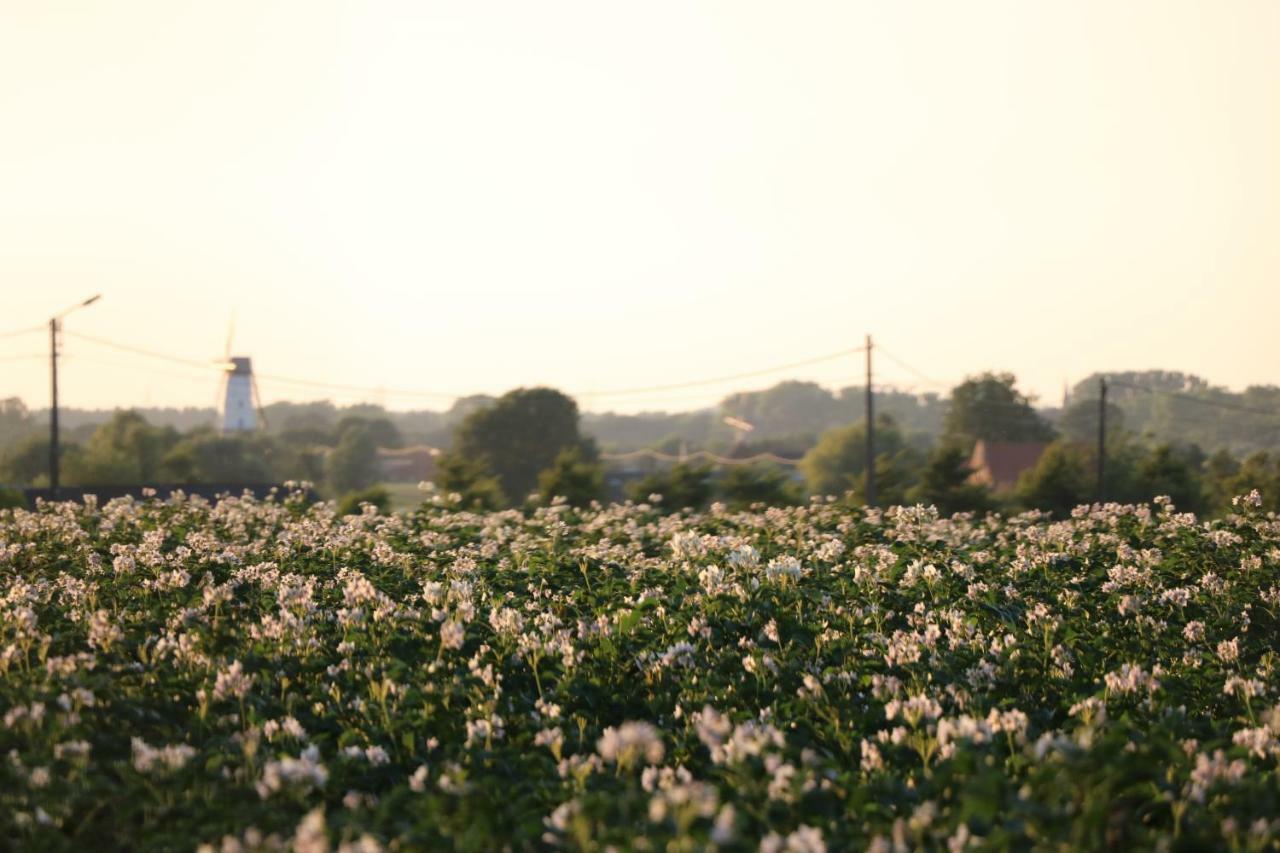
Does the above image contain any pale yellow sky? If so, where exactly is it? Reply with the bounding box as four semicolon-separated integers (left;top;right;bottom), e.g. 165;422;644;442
1;1;1277;413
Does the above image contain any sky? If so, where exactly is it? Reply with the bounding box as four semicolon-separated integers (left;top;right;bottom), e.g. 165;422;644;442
1;1;1277;414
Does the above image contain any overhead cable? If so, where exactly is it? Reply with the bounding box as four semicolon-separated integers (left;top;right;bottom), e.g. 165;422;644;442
873;344;953;390
578;346;866;399
0;325;45;341
1107;379;1280;419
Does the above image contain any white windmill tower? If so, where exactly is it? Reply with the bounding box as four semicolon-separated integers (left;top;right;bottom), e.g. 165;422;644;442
215;318;265;433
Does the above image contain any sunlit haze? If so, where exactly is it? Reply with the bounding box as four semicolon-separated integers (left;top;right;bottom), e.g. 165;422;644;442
3;1;1277;414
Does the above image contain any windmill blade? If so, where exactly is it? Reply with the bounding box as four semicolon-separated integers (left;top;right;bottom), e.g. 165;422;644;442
215;369;228;425
224;312;236;361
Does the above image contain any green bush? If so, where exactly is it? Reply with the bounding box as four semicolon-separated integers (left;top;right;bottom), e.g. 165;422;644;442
335;485;390;516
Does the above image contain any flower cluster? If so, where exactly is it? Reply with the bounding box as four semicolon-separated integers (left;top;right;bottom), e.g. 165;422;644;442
0;488;1278;849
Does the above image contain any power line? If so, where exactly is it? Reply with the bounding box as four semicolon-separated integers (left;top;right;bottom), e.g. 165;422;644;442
252;372;463;401
873;344;953;390
59;353;227;389
66;330;219;370
63;330;868;406
0;324;44;341
577;346;866;399
1107;379;1280;419
64;331;468;401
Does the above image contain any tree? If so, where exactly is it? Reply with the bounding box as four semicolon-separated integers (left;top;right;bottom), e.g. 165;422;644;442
537;446;605;508
1057;397;1124;445
1016;441;1092;516
718;462;801;510
907;444;991;515
801;415;920;505
1202;448;1242;514
434;451;505;510
1213;452;1280;514
628;463;714;511
944;373;1056;446
325;422;380;495
0;397;34;450
720;381;841;440
0;435;63;486
336;485;391;517
159;429;275;483
451;388;583;503
65;411;179;485
1129;443;1204;512
335;416;402;450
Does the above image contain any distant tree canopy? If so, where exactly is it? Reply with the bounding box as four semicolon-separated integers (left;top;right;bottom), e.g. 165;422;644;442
434;452;505;511
718;462;801;510
450;388;585;504
1069;371;1280;457
717;381;945;446
0;435;56;486
160;428;275;484
325;421;381;495
801;415;921;505
335;415;402;450
0;368;1276;518
1057;397;1124;445
537;445;605;508
336;485;391;517
628;463;715;511
1207;452;1280;513
65;411;179;486
721;381;843;440
1016;437;1208;516
0;397;34;450
907;444;991;516
1016;441;1093;517
944;373;1056;446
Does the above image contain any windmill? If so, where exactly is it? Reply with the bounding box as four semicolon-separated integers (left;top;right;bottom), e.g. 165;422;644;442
215;317;265;432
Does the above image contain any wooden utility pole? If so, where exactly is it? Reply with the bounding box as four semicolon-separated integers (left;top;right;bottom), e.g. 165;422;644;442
47;295;101;498
1096;377;1107;502
865;334;875;507
49;318;59;497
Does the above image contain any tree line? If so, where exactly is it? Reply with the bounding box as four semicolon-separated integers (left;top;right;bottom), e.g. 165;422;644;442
2;371;1278;515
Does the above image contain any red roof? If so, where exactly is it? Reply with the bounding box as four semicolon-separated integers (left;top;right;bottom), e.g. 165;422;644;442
967;440;1049;492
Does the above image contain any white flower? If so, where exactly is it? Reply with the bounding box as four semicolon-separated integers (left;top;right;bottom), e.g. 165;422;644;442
597;721;665;768
213;660;255;702
760;825;826;853
293;808;328;853
257;745;328;798
439;620;465;651
131;737;195;774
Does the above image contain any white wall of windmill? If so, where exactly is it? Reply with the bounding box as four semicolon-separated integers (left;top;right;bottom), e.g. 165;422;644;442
220;358;257;432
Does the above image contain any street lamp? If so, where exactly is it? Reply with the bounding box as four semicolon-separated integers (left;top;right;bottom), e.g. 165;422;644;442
49;294;102;497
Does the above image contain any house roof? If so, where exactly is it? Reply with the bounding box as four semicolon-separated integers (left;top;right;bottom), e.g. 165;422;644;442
967;440;1050;491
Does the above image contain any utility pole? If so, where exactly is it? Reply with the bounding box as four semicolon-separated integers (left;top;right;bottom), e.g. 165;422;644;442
48;294;102;498
1096;376;1107;503
865;334;875;508
50;318;60;497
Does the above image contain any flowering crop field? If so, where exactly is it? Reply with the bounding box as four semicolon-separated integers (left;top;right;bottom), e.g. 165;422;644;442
3;490;1280;851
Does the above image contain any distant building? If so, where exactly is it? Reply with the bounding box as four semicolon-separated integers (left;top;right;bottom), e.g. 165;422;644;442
377;446;439;483
220;357;257;432
967;440;1050;492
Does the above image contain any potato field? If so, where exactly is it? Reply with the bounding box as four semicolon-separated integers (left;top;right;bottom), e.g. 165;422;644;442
3;488;1280;851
